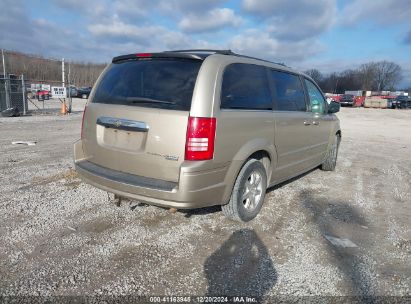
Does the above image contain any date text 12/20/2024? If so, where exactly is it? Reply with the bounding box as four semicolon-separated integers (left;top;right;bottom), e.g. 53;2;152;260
149;296;258;303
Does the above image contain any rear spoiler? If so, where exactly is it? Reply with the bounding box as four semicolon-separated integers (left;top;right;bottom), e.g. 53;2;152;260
112;52;205;63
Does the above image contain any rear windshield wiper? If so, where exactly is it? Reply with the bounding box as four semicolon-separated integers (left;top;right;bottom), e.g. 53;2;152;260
126;97;176;105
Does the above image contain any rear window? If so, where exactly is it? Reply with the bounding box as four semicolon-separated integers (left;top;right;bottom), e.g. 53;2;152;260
92;59;202;111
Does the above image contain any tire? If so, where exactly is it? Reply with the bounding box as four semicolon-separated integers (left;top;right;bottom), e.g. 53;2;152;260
222;159;267;222
321;135;340;171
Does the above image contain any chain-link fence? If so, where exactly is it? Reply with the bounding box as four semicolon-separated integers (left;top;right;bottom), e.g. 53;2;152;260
0;75;27;115
0;75;80;116
26;79;75;114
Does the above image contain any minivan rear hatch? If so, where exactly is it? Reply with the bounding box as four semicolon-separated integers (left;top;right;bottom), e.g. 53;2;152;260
81;55;203;183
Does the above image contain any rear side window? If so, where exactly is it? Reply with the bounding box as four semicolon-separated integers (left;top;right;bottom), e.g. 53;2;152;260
92;59;202;111
269;70;306;112
221;63;272;110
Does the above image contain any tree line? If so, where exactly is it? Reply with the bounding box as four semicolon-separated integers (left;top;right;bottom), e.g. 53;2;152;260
304;61;404;94
0;50;106;87
0;50;406;93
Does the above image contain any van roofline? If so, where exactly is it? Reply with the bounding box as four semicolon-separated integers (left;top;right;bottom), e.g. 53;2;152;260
112;49;288;68
112;52;207;63
169;50;288;67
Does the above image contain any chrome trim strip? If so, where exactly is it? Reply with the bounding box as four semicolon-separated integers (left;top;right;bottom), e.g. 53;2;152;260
96;116;149;132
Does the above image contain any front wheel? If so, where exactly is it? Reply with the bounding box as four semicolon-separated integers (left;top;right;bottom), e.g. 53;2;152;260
222;159;267;222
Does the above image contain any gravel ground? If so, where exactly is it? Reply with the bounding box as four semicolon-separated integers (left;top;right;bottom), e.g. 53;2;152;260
0;101;410;299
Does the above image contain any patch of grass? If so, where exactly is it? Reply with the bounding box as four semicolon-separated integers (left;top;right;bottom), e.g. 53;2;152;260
62;169;78;181
21;169;81;190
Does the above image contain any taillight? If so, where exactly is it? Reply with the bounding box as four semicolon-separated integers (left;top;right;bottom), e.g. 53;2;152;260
81;106;87;139
185;117;216;161
135;53;152;57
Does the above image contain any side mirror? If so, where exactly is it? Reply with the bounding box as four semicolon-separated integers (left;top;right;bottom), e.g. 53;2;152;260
328;101;340;114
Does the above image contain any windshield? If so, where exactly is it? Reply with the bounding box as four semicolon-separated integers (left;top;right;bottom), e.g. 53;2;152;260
92;59;202;111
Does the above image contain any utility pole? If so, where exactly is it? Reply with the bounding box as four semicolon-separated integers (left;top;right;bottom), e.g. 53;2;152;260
62;58;65;87
68;61;70;86
2;49;10;108
68;60;72;113
1;49;5;78
61;58;67;114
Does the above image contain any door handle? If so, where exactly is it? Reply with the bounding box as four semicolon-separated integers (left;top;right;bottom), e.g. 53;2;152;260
304;121;311;126
312;121;320;125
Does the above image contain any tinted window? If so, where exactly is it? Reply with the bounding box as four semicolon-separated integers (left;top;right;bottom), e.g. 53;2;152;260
93;59;202;111
221;64;272;110
304;79;327;114
269;70;306;111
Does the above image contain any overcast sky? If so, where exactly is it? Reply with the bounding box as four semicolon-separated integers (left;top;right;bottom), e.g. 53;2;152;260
1;0;411;87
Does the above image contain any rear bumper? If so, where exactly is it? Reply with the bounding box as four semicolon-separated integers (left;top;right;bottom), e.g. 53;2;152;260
74;140;230;209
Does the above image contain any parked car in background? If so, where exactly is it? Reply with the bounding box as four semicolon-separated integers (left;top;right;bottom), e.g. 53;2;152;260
77;87;92;99
340;94;355;106
74;49;341;222
67;87;78;98
34;89;51;100
392;96;411;109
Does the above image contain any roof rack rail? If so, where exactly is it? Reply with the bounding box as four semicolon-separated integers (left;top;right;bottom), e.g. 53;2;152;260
168;49;286;66
167;49;235;55
232;53;287;67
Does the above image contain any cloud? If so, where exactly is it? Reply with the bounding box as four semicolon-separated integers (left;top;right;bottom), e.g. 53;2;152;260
112;0;155;20
404;30;411;45
228;29;324;63
178;8;243;33
55;0;107;17
242;0;336;41
340;0;411;25
88;19;216;53
89;21;158;41
159;0;226;14
0;0;110;62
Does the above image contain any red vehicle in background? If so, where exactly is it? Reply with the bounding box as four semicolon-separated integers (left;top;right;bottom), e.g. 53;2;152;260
354;96;365;107
33;89;51;100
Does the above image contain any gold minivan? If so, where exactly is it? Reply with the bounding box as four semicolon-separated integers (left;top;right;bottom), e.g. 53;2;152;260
74;50;341;222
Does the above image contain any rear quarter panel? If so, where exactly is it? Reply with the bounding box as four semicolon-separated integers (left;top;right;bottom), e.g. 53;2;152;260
214;110;276;203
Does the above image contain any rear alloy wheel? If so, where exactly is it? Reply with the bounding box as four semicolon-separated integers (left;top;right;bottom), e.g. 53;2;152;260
82;94;88;99
321;135;340;171
222;159;267;222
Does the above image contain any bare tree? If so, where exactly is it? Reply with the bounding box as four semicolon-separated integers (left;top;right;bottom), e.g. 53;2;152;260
304;69;323;84
316;61;403;93
1;49;405;93
1;50;106;87
358;62;377;90
373;61;402;91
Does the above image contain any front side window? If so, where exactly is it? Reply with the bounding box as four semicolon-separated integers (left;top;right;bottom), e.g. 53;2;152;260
269;70;306;111
304;79;327;114
221;63;272;110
